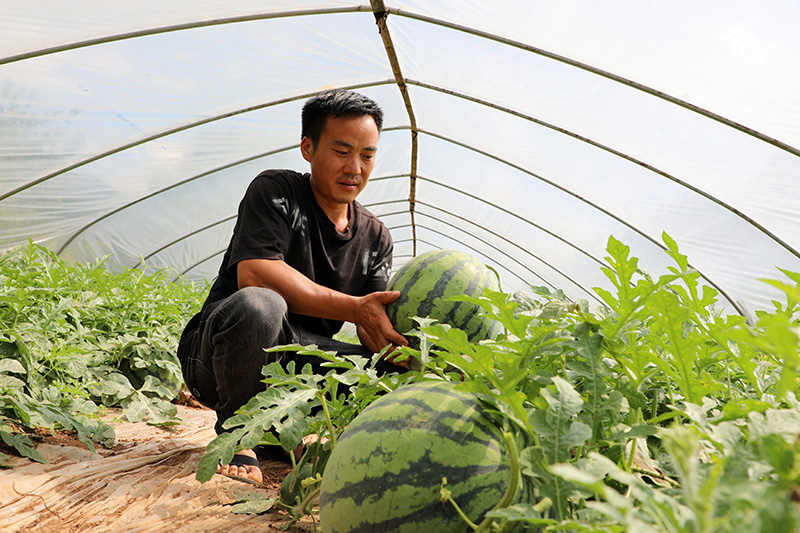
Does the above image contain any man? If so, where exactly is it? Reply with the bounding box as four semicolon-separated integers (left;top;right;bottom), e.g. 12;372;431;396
177;89;408;485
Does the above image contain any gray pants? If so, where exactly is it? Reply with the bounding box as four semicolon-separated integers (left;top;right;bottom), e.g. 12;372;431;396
177;286;394;434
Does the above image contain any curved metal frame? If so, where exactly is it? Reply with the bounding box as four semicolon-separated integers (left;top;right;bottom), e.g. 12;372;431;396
0;7;373;65
0;80;393;203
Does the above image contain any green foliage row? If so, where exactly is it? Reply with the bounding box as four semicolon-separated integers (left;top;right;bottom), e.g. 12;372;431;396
198;233;800;532
0;242;205;465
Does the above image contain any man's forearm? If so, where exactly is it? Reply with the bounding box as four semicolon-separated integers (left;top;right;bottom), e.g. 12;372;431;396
237;258;359;323
237;257;407;353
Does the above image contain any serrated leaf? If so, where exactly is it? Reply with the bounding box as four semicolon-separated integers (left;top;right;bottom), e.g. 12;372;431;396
0;374;25;388
196;429;246;483
543;377;584;420
0;430;46;463
484;503;556;526
747;408;800;443
229;496;278;515
662;232;688;271
0;359;25;374
531;378;591;465
719;398;773;422
610;423;659;440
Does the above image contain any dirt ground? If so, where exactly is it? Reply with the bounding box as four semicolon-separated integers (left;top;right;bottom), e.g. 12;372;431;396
0;401;316;532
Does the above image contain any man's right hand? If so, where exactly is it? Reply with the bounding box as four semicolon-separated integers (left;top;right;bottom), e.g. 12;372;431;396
354;291;409;359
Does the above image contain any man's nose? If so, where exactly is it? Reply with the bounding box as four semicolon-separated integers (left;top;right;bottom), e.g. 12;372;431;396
342;154;361;175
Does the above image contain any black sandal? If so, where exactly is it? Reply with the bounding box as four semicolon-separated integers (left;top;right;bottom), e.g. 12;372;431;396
219;453;263;486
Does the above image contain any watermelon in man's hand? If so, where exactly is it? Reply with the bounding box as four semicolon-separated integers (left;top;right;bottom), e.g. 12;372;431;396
318;381;512;532
385;250;500;348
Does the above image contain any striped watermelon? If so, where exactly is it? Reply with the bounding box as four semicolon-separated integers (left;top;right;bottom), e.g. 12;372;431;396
385;250;500;346
319;381;510;533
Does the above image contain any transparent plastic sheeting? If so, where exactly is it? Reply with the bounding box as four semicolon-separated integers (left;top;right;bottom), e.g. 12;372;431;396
2;1;800;317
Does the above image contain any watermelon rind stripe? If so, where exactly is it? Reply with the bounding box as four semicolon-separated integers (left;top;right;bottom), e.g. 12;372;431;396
388;250;451;296
441;264;485;339
343;384;502;435
386;251;455;326
321;450;506;511
339;397;503;451
415;258;470;322
323;471;507;533
386;250;501;343
388;251;465;335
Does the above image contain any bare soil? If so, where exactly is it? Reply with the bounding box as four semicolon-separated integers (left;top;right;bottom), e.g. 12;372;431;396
0;402;315;532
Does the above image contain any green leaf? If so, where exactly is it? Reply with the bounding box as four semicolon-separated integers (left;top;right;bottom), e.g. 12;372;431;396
89;421;116;448
0;374;26;388
484;504;557;527
610;424;659;440
719;398;773;422
747;408;800;443
543;377;584;419
530;377;591;464
661;232;688;271
139;374;177;400
229;497;278;515
0;430;46;463
727;311;800;401
227;491;278;514
644;289;724;403
0;359;25;374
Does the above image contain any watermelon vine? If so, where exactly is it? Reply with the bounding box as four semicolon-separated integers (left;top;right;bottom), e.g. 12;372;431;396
198;233;800;532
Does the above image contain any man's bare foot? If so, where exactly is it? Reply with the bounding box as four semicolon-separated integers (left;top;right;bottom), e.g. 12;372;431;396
217;448;262;485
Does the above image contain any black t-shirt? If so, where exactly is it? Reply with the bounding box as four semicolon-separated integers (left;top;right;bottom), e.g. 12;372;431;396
200;169;393;337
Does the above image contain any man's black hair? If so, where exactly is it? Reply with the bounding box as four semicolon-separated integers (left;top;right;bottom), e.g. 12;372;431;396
301;89;383;147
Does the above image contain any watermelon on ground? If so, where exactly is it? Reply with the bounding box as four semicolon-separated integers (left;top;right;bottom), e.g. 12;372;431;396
385;250;500;346
319;380;510;533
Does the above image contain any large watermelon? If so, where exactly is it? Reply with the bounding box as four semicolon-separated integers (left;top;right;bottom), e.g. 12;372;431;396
319;381;510;533
385;250;500;346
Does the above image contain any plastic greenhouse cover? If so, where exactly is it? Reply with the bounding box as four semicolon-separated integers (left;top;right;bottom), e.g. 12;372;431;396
1;0;799;317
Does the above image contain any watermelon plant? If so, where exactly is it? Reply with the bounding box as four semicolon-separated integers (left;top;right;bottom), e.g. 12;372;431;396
0;241;205;465
197;233;800;532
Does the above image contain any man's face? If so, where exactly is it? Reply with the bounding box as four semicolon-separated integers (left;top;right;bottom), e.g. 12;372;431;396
301;114;380;212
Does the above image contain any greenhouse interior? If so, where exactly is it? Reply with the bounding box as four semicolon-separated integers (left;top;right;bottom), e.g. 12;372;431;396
2;1;800;532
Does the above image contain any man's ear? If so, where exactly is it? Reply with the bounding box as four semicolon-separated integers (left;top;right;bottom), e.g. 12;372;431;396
300;136;314;162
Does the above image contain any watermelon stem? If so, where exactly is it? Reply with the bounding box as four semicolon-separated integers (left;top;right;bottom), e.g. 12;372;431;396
624;407;644;472
439;477;480;530
475;431;520;532
293;486;321;521
441;431;521;532
318;389;337;451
